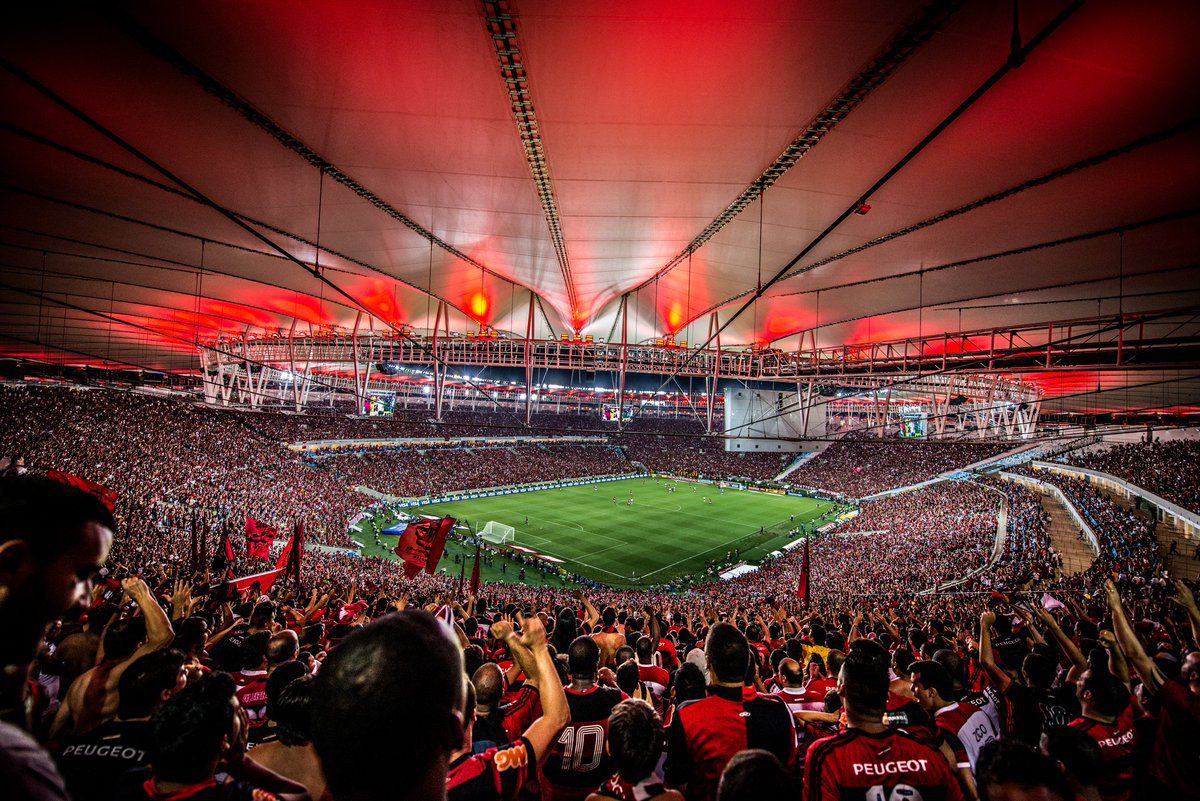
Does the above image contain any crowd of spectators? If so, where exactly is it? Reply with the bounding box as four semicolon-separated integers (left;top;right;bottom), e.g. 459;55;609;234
4;383;1200;799
1013;467;1164;588
788;437;1012;498
980;478;1061;590
720;481;1001;605
317;445;634;498
621;436;793;482
0;384;1002;575
1062;438;1200;513
239;405;696;443
4;467;1197;801
0;385;364;545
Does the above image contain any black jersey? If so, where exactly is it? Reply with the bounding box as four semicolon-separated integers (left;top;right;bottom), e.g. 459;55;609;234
56;719;153;801
541;684;625;800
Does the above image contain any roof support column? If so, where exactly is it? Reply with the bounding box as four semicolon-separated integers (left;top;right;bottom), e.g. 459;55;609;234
798;380;815;437
878;387;892;439
524;293;536;426
932;375;955;439
288;319;300;412
432;301;448;422
977;376;998;439
1024;400;1041;439
216;347;234;406
198;346;218;405
352;312;366;415
705;311;720;435
618;295;629;432
240;326;262;408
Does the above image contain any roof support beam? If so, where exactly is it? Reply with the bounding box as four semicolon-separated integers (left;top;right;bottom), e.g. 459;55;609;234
101;11;529;297
635;0;964;292
480;1;579;326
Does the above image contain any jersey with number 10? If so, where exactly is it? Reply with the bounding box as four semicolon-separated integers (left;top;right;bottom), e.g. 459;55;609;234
540;684;626;801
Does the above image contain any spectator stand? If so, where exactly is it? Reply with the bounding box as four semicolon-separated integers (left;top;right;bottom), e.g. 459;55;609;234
1031;461;1199;545
773;449;823;481
930;478;1010;593
391;472;649;510
289;434;609;454
1028;460;1200;581
1001;469;1101;557
859;442;1035;503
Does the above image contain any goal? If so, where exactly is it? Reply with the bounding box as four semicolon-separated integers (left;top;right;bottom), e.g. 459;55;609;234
479;521;515;546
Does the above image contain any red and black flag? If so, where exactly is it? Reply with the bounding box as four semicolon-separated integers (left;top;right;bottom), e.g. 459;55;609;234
468;541;482;598
796;536;811;606
212;520;236;579
244;516;276;562
394;517;455;579
46;470;117;513
276;520;305;585
457;558;466;598
424;517;455;575
228;568;283;596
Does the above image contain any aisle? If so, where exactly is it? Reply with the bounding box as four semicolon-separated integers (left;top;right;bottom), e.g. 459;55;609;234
1106;492;1200;582
1036;488;1096;576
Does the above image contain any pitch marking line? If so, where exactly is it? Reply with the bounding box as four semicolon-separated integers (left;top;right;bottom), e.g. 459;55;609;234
637;526;802;581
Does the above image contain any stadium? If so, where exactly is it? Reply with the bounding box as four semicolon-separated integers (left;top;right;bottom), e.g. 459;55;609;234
1;3;1198;800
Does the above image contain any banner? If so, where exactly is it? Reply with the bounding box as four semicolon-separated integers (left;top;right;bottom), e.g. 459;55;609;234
425;517;455;575
796;537;811;606
46;470;117;513
245;517;277;562
227;569;283;596
1041;593;1066;612
276;520;305;585
469;542;482;598
394;517;455;579
213;522;235;579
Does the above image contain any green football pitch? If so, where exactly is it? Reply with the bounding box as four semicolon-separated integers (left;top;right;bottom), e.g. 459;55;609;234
356;477;838;588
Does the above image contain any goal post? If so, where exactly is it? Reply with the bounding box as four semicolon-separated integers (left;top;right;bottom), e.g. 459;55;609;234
479;521;515;546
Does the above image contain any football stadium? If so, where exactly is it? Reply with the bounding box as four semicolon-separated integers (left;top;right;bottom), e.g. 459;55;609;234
358;477;840;587
1;3;1199;800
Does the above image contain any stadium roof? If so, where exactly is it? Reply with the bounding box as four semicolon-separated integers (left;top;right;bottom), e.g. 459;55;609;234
1;1;1198;415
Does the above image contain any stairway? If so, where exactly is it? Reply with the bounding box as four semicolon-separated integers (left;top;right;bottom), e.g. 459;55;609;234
1035;486;1096;576
1105;492;1200;582
775;451;819;481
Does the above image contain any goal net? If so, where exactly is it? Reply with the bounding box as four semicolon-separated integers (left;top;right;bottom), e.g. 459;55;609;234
479;521;515;546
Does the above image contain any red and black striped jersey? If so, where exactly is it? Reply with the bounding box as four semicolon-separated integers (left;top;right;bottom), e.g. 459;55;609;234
932;701;1000;772
449;737;533;801
803;727;965;801
501;685;542;744
540;685;626;801
1070;704;1137;801
884;691;938;746
663;685;796;801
